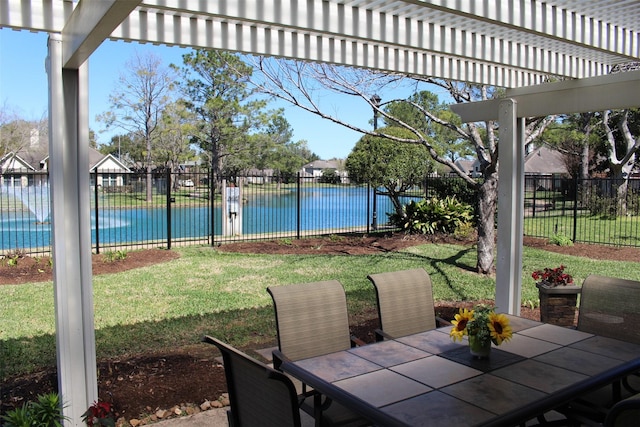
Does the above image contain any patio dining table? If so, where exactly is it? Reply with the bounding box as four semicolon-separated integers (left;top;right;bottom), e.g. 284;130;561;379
277;315;640;427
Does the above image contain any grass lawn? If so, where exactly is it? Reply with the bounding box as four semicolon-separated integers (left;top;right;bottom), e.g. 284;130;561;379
1;242;639;380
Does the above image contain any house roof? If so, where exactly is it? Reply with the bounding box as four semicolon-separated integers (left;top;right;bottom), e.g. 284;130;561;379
90;153;131;172
454;159;477;174
524;145;568;175
3;139;119;172
244;168;274;176
303;160;342;170
0;152;37;171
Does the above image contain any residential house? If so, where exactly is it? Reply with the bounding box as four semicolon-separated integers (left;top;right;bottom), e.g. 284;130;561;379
1;130;130;188
452;158;482;178
446;144;568;182
242;168;275;184
300;159;349;183
524;144;569;192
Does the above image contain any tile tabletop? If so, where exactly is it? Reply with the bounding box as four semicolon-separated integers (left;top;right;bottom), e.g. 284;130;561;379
285;317;640;427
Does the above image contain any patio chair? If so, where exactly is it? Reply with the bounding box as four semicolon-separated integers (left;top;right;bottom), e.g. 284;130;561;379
202;335;302;427
604;393;640;427
267;280;369;427
367;268;447;340
558;275;640;424
577;275;640;345
577;275;640;397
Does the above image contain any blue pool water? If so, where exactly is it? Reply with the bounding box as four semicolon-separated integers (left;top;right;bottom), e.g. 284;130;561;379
1;186;404;251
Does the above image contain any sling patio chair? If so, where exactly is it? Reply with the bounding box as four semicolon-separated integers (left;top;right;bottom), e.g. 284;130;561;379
577;274;640;399
367;268;448;341
577;274;640;346
267;280;370;427
604;393;640;427
202;335;303;427
557;275;640;425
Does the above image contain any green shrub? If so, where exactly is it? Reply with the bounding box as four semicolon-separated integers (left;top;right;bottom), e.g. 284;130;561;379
425;177;479;208
1;393;66;427
453;221;476;239
586;193;618;218
318;169;341;184
389;196;474;235
103;250;127;263
4;249;26;267
1;404;31;427
549;233;573;246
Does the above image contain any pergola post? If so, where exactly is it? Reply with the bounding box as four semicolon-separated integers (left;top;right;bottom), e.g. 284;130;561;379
47;33;97;426
495;99;525;315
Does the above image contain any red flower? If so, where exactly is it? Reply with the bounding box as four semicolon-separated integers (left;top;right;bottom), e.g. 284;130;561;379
532;265;574;286
82;401;115;427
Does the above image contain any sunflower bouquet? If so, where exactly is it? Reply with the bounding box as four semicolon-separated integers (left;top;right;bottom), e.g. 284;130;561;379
449;303;513;347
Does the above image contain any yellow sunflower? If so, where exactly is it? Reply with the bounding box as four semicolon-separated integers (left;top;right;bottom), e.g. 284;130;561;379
488;312;513;345
450;308;474;342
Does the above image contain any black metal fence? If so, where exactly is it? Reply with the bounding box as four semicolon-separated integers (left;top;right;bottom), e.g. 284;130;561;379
523;175;640;247
2;172;639;256
1;171;396;256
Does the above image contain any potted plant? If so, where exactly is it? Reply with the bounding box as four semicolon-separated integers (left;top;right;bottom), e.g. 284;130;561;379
532;265;581;327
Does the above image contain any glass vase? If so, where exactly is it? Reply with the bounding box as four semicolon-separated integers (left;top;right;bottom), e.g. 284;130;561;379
468;334;491;359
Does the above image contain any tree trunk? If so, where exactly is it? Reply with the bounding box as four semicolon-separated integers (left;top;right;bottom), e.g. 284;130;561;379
146;170;153;202
145;135;153;201
580;143;590;206
611;166;630;215
476;173;498;274
385;187;405;218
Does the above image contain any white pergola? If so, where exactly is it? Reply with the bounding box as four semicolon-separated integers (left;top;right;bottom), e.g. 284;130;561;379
2;1;639;425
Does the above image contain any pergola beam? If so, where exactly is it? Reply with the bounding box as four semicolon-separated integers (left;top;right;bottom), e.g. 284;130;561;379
62;0;141;68
450;70;640;122
3;0;638;88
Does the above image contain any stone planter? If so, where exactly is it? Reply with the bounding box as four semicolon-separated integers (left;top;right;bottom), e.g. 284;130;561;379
536;282;581;327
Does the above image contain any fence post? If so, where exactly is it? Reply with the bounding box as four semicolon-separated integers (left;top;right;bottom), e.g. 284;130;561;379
214;168;216;246
166;169;172;250
572;175;579;243
532;177;537;219
371;186;378;230
94;170;100;254
297;172;301;239
366;183;371;234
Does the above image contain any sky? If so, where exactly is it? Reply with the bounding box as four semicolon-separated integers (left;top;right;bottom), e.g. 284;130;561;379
0;28;448;160
0;29;368;159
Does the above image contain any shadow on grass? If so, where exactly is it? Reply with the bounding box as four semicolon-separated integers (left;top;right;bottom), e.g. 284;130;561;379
1;305;278;382
359;246;487;301
2;245;486;382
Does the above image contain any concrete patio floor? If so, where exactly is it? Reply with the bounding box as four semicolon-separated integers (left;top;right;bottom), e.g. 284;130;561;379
152;404;316;427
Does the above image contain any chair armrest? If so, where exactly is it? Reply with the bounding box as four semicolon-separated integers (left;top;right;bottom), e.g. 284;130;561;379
604;392;640;427
436;316;451;327
272;349;290;371
350;335;367;347
374;328;394;342
623;373;640;394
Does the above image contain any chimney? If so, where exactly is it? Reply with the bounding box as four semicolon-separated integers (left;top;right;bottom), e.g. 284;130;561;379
30;129;40;147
